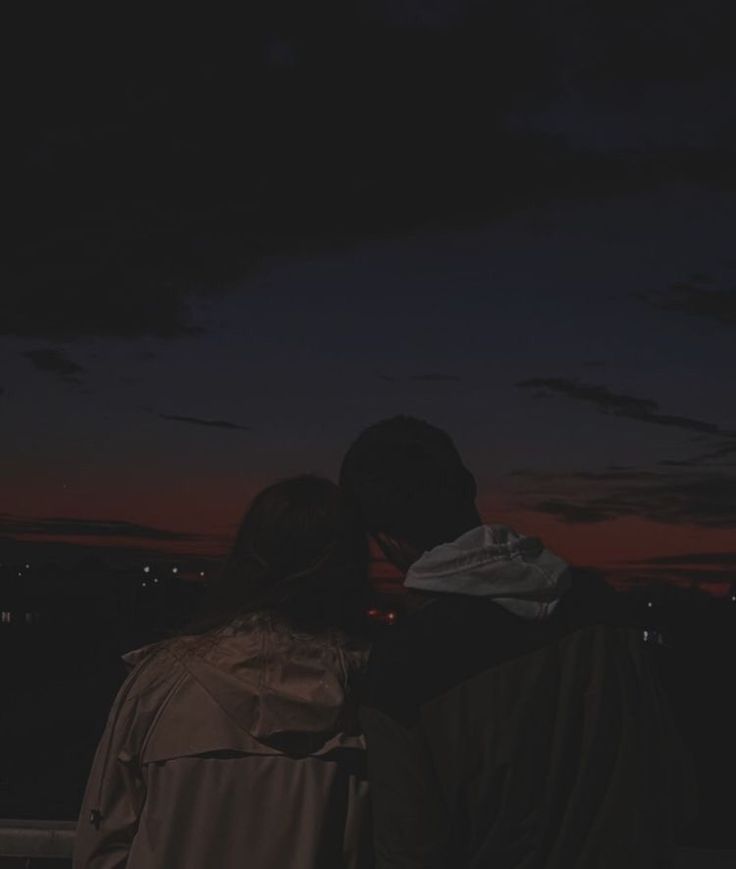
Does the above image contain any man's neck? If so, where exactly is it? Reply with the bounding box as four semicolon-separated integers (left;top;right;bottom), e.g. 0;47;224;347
430;510;483;550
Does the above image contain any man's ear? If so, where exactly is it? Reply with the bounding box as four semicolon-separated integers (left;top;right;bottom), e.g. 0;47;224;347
374;532;419;572
374;531;399;557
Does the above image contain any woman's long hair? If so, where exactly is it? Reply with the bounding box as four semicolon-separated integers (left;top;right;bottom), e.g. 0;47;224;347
193;475;370;634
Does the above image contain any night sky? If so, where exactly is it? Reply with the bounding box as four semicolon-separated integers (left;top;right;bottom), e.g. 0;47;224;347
3;2;735;591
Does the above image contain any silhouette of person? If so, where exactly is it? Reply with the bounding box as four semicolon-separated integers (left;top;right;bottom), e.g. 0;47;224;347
340;416;695;869
74;475;373;869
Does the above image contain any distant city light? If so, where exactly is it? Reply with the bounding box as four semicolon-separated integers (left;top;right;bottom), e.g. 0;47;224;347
731;595;736;602
172;567;179;574
366;608;398;626
143;566;151;574
17;572;22;577
141;581;147;588
647;601;653;608
24;563;30;569
153;578;159;584
199;571;205;577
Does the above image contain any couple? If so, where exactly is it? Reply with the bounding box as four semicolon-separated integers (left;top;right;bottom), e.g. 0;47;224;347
74;417;693;868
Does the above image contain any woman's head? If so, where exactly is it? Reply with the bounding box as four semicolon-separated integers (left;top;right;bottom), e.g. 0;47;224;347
201;475;370;632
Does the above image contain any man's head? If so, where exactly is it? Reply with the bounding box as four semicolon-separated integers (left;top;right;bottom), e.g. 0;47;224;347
339;416;480;568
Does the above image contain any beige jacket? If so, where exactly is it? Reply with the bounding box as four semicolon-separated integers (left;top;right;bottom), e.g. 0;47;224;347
73;615;372;869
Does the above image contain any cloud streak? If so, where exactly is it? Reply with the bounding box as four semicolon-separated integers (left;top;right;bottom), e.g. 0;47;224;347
375;372;461;383
410;373;462;382
22;348;85;384
638;273;736;326
0;530;226;568
629;552;736;567
159;414;251;431
514;466;736;528
517;377;735;439
0;514;197;541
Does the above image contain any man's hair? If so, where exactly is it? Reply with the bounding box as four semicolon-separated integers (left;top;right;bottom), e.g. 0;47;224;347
339;416;477;551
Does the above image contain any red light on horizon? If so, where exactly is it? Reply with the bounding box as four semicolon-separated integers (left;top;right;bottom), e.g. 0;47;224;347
367;608;397;626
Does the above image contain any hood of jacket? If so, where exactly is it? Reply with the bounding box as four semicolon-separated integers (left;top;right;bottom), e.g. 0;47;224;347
404;524;571;620
121;615;369;753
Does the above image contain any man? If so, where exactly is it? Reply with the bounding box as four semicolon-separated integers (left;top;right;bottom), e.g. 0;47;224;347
340;416;694;869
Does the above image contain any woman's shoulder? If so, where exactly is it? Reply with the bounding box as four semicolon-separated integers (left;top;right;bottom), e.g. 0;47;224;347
223;613;370;651
117;635;196;703
119;618;371;699
180;617;372;702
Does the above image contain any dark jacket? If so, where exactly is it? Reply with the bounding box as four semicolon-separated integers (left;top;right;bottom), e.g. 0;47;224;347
360;525;695;869
74;614;372;869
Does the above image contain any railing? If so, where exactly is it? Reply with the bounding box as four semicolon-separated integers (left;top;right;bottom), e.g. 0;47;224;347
1;819;735;867
0;820;75;862
673;850;736;868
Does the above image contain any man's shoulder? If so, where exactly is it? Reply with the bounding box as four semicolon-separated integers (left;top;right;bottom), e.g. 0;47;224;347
364;593;537;725
363;568;630;724
367;591;514;670
556;567;624;619
369;568;623;664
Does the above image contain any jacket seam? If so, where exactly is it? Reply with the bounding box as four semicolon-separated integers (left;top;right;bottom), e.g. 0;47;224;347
139;664;190;761
92;651;165;820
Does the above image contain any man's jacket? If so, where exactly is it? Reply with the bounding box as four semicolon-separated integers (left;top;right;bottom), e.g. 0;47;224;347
360;525;695;868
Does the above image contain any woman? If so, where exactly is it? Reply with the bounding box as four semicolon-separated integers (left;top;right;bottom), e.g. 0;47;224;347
74;475;373;868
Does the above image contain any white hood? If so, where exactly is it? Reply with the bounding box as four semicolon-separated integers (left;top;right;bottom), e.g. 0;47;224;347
404;525;571;620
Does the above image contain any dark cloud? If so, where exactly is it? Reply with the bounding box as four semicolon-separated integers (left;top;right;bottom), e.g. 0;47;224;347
630;552;736;566
7;4;733;339
517;377;734;438
522;470;736;528
263;36;298;68
373;0;475;29
0;533;224;570
376;372;460;383
0;514;196;541
608;566;735;589
638;277;736;326
658;440;736;469
689;441;736;462
512;467;659;483
410;373;461;382
648;570;734;586
519;377;657;415
6;269;207;341
533;500;615;524
688;273;716;284
22;348;85;384
159;414;251;431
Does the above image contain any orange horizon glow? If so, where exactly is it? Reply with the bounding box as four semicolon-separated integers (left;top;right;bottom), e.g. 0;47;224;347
4;489;733;598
